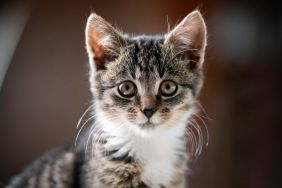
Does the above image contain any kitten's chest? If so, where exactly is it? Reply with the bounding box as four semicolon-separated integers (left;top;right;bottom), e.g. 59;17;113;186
141;156;175;188
132;134;187;188
102;123;188;188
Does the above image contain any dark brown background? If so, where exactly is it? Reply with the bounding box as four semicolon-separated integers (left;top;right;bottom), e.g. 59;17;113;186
0;0;281;188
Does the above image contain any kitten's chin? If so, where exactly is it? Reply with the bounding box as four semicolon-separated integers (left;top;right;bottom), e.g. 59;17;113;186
132;121;185;138
133;124;160;138
139;121;159;129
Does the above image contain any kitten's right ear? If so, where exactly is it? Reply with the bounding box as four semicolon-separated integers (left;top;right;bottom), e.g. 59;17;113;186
85;13;125;70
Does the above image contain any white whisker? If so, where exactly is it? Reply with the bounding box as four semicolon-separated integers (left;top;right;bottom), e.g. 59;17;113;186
191;119;204;156
76;103;95;129
194;101;212;120
187;125;198;156
194;114;209;146
75;115;95;146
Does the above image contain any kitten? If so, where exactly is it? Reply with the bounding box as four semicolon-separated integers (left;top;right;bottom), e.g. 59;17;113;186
6;10;207;188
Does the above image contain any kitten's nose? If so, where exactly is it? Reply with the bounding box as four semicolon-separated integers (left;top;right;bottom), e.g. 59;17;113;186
141;108;155;119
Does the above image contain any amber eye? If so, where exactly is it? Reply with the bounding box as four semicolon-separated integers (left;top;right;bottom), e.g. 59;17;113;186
118;81;136;98
160;80;178;97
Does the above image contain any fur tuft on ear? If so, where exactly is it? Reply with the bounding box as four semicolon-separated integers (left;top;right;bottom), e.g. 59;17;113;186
85;13;126;70
164;10;207;68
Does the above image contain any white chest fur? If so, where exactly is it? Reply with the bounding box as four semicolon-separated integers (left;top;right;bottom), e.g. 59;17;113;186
135;131;185;187
103;120;187;188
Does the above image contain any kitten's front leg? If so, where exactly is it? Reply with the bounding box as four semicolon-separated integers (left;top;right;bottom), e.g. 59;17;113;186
94;160;146;188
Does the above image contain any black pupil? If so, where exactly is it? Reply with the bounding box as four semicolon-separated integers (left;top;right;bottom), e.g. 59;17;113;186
165;83;170;91
125;84;130;91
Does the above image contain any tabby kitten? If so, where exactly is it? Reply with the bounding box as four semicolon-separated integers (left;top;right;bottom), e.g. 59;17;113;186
6;10;207;188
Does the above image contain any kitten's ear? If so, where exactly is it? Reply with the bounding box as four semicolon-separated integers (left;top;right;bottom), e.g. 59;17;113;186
164;10;207;68
85;13;125;70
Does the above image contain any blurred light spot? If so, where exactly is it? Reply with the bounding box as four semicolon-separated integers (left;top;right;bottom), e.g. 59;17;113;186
214;4;257;64
0;3;31;89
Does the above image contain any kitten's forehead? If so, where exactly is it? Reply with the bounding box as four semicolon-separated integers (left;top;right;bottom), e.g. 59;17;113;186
123;36;165;79
130;37;163;67
100;37;164;87
126;37;165;92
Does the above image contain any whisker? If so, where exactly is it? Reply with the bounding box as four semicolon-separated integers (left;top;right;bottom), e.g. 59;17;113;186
92;127;104;159
184;129;194;155
191;119;203;156
75;115;95;146
85;125;97;155
187;125;199;156
194;114;209;146
194;101;212;120
92;120;126;159
76;103;95;129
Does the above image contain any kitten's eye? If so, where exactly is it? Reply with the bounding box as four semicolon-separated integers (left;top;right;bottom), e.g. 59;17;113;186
118;81;136;98
160;80;178;97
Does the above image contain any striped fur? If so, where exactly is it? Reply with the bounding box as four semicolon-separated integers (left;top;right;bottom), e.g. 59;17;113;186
6;10;207;188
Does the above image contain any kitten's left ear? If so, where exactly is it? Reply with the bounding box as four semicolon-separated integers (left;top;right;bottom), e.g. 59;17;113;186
164;10;207;68
85;13;126;70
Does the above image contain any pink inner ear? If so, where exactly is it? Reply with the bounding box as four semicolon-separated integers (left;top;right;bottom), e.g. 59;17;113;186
89;31;104;56
87;27;108;70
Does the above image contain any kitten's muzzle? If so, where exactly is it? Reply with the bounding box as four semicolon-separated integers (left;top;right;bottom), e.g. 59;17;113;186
141;108;155;119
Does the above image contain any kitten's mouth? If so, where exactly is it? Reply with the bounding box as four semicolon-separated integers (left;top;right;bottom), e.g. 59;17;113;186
140;120;158;128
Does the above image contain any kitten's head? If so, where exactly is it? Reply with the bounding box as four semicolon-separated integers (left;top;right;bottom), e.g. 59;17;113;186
85;11;207;134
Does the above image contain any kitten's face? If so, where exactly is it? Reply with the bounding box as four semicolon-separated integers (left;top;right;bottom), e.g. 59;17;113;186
94;40;202;130
85;11;207;132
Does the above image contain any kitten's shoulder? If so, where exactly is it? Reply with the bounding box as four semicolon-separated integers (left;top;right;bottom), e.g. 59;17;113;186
6;144;82;188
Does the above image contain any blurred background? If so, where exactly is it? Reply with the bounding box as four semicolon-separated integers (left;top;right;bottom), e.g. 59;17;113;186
0;0;281;187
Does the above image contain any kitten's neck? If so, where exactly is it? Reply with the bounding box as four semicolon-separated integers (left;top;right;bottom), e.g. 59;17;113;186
100;119;188;187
